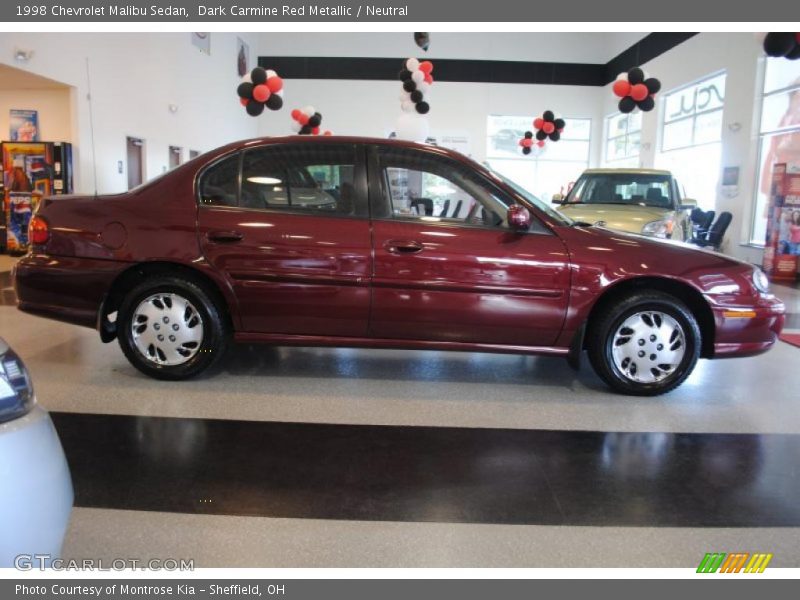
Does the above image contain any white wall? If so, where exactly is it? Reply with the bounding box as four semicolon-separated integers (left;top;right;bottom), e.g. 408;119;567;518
600;33;767;262
0;33;261;194
0;88;74;143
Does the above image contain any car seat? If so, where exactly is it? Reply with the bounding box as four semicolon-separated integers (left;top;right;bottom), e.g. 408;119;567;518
646;188;670;208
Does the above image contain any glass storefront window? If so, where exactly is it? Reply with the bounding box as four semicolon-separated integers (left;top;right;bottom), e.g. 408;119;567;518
603;111;642;166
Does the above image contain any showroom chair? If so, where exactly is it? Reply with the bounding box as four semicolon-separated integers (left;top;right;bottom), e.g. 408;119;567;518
410;198;434;216
691;211;732;250
439;199;451;217
690;208;715;240
451;199;463;218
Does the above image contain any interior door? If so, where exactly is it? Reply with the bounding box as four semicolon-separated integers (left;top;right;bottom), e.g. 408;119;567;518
368;145;570;347
126;137;144;190
197;143;372;337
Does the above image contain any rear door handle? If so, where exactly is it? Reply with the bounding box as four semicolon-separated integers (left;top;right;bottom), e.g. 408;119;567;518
384;239;424;254
207;230;243;243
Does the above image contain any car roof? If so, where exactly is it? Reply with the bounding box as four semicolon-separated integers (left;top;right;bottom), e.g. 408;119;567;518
582;168;673;176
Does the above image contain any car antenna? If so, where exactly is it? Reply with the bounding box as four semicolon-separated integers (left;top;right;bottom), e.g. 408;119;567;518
85;57;99;198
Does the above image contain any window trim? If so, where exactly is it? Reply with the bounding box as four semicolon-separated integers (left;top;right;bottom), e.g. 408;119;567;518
660;70;727;153
604;111;642;164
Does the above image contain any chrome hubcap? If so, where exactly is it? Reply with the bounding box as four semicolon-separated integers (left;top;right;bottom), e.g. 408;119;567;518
131;293;204;366
611;311;686;384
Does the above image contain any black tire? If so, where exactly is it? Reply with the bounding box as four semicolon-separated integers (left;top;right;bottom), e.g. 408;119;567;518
117;275;230;380
586;291;701;396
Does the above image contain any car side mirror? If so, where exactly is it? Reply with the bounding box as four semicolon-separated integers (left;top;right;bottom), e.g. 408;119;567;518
507;205;531;231
680;198;697;210
551;193;564;204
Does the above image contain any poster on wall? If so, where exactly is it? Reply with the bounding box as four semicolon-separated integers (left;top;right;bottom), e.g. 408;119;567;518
9;109;39;141
191;32;210;55
1;142;53;253
236;37;249;77
762;162;800;282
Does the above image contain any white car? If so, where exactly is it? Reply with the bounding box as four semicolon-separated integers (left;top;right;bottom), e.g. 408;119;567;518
0;337;72;567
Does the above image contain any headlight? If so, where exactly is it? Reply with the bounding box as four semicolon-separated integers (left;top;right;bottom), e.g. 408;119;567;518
752;268;770;294
0;338;35;424
641;218;675;238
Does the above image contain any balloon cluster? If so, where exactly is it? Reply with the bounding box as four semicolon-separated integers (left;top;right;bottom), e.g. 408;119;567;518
237;66;284;116
612;67;661;114
763;33;800;60
290;106;331;136
533;111;565;143
519;132;546;155
414;32;430;52
399;58;434;115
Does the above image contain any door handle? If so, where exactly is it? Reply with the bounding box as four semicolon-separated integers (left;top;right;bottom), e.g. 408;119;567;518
207;230;243;243
384;239;424;254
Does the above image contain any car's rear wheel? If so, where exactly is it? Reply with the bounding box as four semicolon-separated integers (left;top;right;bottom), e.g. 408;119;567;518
586;291;701;396
117;275;229;380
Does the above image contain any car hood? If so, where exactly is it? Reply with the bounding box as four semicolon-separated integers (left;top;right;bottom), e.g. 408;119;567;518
557;204;673;235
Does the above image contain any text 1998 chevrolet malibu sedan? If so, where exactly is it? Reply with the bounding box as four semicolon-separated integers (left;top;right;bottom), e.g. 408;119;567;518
13;137;785;395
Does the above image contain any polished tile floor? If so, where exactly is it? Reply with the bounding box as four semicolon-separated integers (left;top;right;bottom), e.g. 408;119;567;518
1;257;799;566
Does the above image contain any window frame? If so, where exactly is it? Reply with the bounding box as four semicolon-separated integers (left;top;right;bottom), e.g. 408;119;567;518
604;112;642;165
660;71;727;154
195;142;370;220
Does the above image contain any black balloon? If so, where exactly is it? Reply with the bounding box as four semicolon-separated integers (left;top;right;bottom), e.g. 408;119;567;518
637;96;655;112
246;101;265;117
787;44;800;60
627;67;644;85
308;114;322;128
415;101;430;115
237;82;254;99
522;147;531;155
618;96;637;114
410;90;423;102
763;32;796;57
414;32;430;52
251;67;267;85
549;131;561;142
399;69;413;81
403;80;417;92
300;125;313;135
644;78;661;95
524;131;533;139
265;94;283;110
553;118;565;130
543;110;555;122
535;129;547;141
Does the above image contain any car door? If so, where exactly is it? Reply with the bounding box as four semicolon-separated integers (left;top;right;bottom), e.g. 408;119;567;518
367;144;570;347
196;142;371;337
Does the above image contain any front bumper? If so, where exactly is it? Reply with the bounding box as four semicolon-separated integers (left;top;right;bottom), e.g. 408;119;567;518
0;406;73;567
711;294;786;358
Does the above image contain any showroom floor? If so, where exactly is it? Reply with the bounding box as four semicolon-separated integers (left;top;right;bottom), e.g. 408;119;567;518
1;256;799;567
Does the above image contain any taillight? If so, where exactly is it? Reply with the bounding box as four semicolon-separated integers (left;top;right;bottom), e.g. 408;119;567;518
29;215;50;245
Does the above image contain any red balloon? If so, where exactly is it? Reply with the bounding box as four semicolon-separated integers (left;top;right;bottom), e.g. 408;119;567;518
630;83;649;102
312;127;320;135
252;84;271;102
424;73;433;84
323;130;333;136
266;76;283;93
239;98;249;107
612;79;631;98
533;117;544;129
518;139;525;147
536;140;545;148
298;113;310;125
419;61;434;74
542;122;555;134
291;109;300;120
522;138;533;148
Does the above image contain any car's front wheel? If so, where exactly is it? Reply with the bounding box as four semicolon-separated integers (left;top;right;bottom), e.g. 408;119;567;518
586;291;701;396
117;275;230;380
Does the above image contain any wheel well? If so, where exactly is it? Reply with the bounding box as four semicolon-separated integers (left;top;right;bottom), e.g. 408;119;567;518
583;277;715;358
98;261;232;342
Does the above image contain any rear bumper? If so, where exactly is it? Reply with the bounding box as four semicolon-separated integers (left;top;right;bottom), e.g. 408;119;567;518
0;406;73;567
13;254;128;329
711;295;786;358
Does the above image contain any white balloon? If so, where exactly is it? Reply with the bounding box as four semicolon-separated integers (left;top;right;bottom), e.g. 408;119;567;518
401;100;415;113
617;72;627;81
303;106;315;116
395;112;429;142
399;91;411;102
290;121;302;133
406;58;420;71
417;81;431;95
275;89;283;97
241;72;253;83
412;70;425;84
265;69;277;78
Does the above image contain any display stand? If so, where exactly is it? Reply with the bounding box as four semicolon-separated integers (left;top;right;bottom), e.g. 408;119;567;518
762;162;800;283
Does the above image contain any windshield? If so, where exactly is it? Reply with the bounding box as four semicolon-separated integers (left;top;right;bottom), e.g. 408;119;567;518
486;166;573;225
565;173;675;209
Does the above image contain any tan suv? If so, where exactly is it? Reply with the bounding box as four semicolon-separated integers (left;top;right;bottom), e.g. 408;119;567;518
553;168;697;242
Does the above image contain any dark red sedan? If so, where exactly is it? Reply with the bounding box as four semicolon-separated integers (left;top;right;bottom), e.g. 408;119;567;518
13;136;785;395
